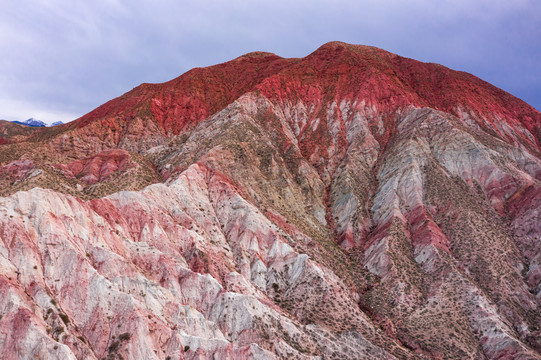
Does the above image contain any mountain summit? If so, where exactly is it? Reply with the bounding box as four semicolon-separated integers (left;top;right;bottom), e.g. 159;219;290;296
12;117;47;127
56;41;540;154
0;42;540;359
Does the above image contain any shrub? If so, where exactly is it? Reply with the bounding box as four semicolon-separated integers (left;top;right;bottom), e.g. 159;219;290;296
59;313;70;324
118;332;131;341
108;341;120;352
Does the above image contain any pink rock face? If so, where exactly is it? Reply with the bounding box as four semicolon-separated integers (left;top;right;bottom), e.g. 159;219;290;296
1;43;541;359
0;165;405;359
53;149;135;185
1;159;39;183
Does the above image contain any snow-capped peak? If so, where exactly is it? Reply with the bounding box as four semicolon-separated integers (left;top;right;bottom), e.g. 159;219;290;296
12;118;47;127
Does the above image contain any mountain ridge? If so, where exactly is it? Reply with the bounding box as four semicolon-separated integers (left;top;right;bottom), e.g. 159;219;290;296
19;42;538;155
0;42;540;359
12;117;47;127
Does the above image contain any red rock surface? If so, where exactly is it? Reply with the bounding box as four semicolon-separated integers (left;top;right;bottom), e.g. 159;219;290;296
1;42;540;359
52;149;136;185
0;120;41;144
1;159;40;183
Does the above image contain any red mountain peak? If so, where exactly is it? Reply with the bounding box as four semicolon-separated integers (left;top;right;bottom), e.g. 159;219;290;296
34;42;540;155
2;43;541;359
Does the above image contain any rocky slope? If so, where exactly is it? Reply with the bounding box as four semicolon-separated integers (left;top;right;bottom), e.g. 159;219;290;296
0;120;40;145
0;42;540;359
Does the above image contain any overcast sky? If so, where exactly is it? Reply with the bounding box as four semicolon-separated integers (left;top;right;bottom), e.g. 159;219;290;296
1;0;540;125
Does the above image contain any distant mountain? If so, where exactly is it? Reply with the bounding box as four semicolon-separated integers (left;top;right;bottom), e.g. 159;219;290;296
12;117;47;127
9;118;64;128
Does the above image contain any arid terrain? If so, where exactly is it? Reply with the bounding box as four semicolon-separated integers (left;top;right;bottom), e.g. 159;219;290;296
0;41;540;359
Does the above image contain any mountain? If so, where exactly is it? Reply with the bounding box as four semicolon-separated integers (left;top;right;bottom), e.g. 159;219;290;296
0;42;540;359
50;121;64;127
0;119;42;145
12;117;47;127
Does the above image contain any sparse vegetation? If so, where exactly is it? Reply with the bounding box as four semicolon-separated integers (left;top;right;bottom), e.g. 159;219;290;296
59;313;70;325
1;44;540;360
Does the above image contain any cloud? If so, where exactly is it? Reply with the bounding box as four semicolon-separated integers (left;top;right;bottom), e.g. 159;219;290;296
0;97;81;125
0;0;540;122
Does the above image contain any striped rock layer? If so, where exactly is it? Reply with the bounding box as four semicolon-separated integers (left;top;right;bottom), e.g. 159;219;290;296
1;42;540;359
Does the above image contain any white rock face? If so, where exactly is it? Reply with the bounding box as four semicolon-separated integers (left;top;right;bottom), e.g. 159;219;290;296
0;159;406;359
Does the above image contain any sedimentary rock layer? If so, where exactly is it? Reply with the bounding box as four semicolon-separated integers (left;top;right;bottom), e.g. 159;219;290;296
0;42;540;359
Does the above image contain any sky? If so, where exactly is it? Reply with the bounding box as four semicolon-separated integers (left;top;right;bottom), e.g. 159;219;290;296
1;0;540;125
